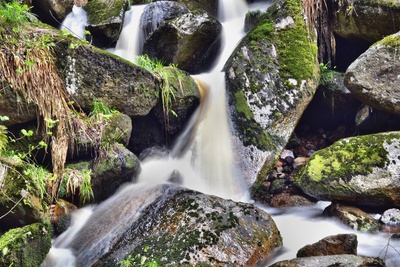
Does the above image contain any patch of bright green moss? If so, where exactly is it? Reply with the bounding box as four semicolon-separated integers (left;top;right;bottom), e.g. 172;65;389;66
234;90;254;120
273;0;318;81
374;33;400;48
303;133;391;183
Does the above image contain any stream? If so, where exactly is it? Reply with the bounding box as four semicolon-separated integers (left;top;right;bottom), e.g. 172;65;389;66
42;0;400;266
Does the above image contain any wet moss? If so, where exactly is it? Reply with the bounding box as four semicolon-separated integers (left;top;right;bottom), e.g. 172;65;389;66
234;90;254;120
0;223;52;267
85;0;127;25
304;134;389;183
374;33;400;48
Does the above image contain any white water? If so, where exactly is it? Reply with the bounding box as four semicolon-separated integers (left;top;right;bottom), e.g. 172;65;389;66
112;5;146;63
263;202;400;266
43;1;400;266
60;5;87;39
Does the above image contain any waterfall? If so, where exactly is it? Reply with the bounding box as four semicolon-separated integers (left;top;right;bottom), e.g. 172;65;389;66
60;5;87;39
112;5;146;63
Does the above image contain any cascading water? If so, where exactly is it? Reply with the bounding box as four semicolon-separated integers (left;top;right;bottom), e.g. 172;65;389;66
60;5;87;39
112;5;146;63
42;1;400;266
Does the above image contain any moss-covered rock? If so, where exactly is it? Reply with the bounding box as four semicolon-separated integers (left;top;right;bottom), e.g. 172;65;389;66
53;36;160;117
344;32;400;115
67;184;282;266
84;0;129;48
0;156;51;232
333;0;400;43
224;0;319;190
0;223;52;267
294;131;400;207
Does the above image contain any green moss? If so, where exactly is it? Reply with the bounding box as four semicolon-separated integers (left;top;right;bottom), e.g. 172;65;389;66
0;223;52;267
234;90;254;120
302;133;391;183
85;0;127;25
374;33;400;48
273;0;318;81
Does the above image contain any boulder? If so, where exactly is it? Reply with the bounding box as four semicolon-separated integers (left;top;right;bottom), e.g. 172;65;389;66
294;131;400;208
323;203;378;231
0;223;52;267
225;0;319;189
380;208;400;225
68;184;282;266
53;37;160;117
297;234;358;257
84;0;129;48
270;254;385;267
141;1;190;41
333;0;400;43
0;156;50;232
142;9;223;74
168;0;218;17
129;66;200;153
344;32;400;115
31;0;74;26
91;143;141;202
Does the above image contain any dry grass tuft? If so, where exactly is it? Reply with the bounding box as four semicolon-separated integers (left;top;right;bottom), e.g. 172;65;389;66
0;27;74;202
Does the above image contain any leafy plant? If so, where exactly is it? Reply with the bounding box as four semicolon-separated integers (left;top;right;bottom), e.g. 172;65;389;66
119;246;158;267
0;2;32;25
136;55;180;135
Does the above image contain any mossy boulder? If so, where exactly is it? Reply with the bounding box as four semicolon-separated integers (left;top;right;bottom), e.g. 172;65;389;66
68;184;282;266
142;9;223;74
294;131;400;208
0;223;52;267
0;156;50;232
129;66;200;153
91;142;141;201
344;32;400;115
84;0;129;48
224;0;319;188
153;66;200;135
52;35;160;117
333;0;400;43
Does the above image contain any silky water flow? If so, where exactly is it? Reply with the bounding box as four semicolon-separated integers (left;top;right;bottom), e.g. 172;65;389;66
43;1;400;266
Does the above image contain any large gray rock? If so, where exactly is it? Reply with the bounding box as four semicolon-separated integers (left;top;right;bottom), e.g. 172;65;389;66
53;38;160;117
294;131;400;208
142;9;223;74
68;184;282;266
344;32;400;115
225;0;319;188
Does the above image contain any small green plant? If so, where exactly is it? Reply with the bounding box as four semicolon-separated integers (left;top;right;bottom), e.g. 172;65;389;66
79;170;94;205
136;55;180;135
319;62;340;89
89;100;116;123
119;246;158;267
0;116;9;152
0;2;32;25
